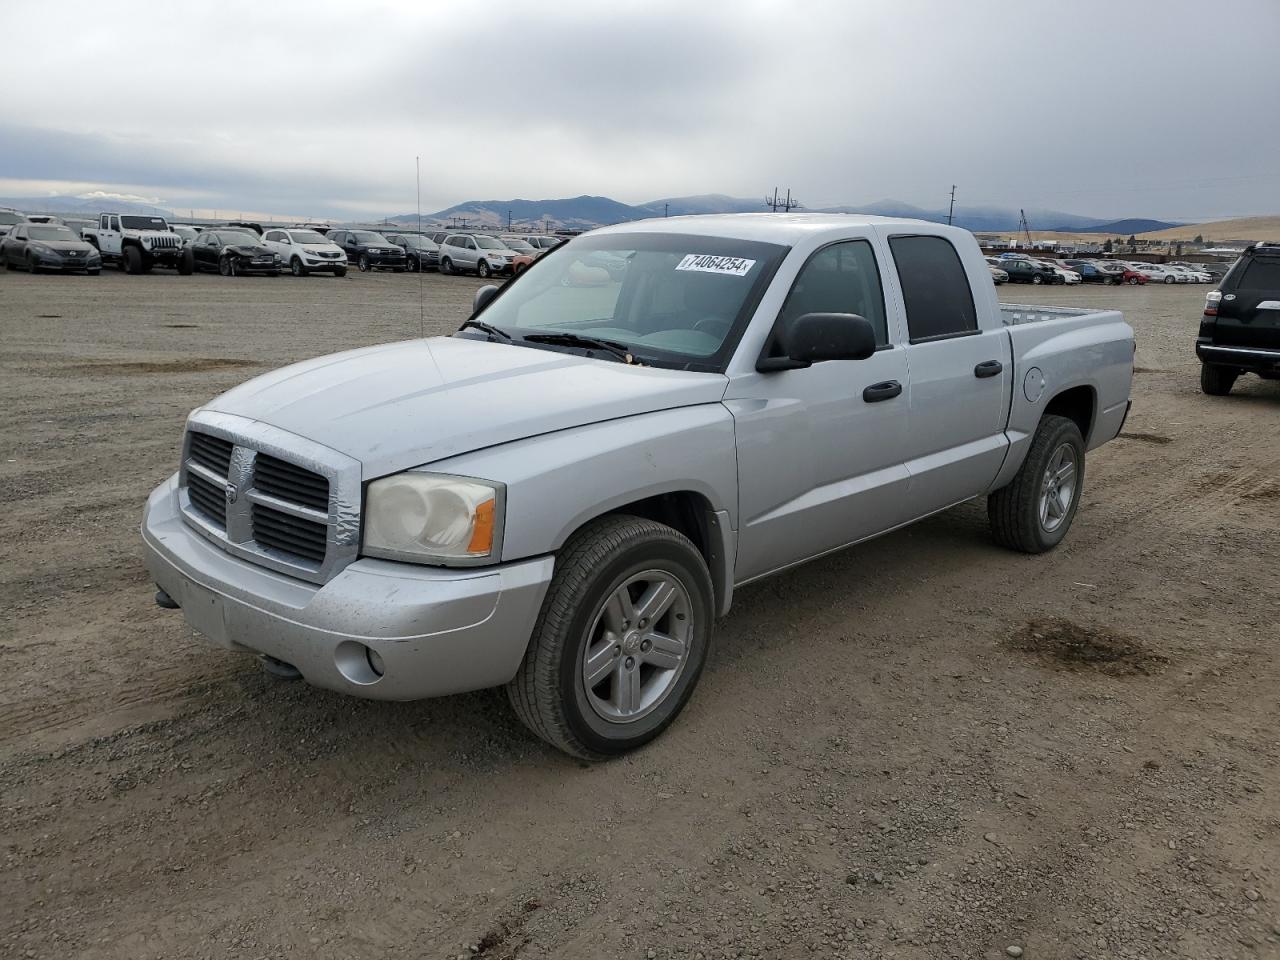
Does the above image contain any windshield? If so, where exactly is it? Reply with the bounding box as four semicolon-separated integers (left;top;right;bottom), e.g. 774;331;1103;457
470;232;787;369
352;231;388;243
0;212;26;225
29;226;79;241
502;239;535;252
474;235;508;250
121;216;168;231
172;227;198;239
219;230;260;245
288;230;329;244
394;235;431;248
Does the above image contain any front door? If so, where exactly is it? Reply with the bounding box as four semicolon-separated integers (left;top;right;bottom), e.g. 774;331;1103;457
727;238;914;583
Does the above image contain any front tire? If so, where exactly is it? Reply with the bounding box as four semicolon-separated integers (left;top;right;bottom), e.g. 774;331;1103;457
507;515;714;760
1164;275;1175;284
178;249;194;275
123;245;143;275
333;266;347;277
478;260;492;279
291;257;307;277
440;257;453;275
1200;363;1237;396
988;415;1085;554
1031;274;1043;285
358;254;370;272
218;255;234;277
87;269;100;276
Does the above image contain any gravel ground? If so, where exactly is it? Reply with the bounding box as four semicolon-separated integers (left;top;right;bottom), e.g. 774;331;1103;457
2;269;1278;960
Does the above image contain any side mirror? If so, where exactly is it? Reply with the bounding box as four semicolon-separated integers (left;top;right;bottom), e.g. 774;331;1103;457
473;284;500;313
757;312;877;372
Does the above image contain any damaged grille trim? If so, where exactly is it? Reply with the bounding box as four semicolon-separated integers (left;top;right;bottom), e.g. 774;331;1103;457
176;410;362;585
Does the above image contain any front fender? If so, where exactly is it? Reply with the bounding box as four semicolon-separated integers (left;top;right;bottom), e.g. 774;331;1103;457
422;404;739;562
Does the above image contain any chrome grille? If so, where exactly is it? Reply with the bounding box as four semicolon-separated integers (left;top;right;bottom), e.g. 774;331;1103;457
254;454;329;510
177;416;361;585
252;505;327;563
186;471;227;526
189;432;233;475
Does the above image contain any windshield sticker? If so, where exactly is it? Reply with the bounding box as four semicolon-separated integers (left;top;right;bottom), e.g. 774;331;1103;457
675;254;756;277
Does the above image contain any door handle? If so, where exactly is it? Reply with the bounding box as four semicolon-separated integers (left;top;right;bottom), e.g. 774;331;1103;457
974;360;1003;378
863;380;903;403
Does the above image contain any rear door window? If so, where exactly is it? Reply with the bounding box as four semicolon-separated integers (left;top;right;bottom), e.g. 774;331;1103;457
889;235;978;343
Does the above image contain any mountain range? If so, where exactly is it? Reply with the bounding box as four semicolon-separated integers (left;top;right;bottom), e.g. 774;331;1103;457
0;192;1182;235
394;194;1181;234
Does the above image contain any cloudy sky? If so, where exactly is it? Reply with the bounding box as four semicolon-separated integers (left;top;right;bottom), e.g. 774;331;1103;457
2;0;1278;222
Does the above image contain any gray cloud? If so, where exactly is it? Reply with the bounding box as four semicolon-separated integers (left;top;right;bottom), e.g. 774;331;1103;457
2;0;1278;220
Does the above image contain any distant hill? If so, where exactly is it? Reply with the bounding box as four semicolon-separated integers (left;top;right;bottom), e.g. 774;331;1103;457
1049;217;1181;234
1137;215;1280;243
637;194;769;217
0;194;175;218
393;195;646;231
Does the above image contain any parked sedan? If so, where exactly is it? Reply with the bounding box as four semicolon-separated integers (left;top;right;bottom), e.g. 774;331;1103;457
0;207;25;239
1069;262;1123;285
1133;263;1185;284
1001;259;1064;284
1034;259;1081;284
327;230;407;272
988;264;1009;284
2;222;102;273
191;229;282;276
262;228;348;276
385;233;440;271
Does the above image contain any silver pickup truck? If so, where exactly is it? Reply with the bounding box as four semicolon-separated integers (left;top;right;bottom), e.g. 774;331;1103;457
143;214;1134;758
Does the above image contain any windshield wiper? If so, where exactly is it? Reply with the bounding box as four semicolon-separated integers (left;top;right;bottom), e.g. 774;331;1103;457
521;332;639;364
458;319;512;341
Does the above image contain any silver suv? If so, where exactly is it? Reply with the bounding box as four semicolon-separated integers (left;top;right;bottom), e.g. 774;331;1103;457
439;234;516;278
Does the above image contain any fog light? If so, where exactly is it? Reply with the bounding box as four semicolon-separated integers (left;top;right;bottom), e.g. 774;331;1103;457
366;646;385;677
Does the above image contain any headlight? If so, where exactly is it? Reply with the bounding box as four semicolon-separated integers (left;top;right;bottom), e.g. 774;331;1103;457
86;249;101;259
28;243;56;257
362;473;503;565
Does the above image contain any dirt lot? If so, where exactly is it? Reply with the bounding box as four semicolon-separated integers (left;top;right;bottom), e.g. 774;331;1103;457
2;269;1278;960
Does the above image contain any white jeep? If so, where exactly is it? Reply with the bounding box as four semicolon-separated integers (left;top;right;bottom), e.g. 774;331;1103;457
83;213;194;275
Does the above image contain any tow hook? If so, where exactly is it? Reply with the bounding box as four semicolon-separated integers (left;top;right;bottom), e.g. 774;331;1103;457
154;588;180;610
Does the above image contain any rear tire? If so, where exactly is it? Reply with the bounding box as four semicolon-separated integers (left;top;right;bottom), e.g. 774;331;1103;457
988;415;1085;554
507;515;714;760
1200;363;1237;396
123;245;143;275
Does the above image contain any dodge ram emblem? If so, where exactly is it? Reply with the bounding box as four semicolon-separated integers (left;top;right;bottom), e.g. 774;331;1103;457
224;482;238;505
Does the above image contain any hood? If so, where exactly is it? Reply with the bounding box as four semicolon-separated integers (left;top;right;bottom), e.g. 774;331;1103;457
36;240;95;254
204;336;729;478
301;243;343;253
228;244;270;255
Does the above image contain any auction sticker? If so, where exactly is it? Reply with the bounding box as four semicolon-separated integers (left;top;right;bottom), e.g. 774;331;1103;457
675;254;756;277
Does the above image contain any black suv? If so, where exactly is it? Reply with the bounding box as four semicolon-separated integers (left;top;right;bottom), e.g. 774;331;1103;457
1196;243;1280;395
1002;259;1064;285
327;230;407;272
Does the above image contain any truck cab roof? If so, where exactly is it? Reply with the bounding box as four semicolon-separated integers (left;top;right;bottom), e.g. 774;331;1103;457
590;212;968;246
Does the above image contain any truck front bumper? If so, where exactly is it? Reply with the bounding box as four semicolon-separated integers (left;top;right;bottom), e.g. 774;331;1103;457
141;475;553;700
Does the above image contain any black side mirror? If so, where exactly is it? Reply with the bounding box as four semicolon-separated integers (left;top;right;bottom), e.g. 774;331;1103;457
473;284;500;313
757;313;877;372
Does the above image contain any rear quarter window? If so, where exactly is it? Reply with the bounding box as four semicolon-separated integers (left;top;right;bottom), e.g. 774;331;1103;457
1234;259;1280;292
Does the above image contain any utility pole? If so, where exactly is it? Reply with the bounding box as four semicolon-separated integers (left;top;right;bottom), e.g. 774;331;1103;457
507;209;512;230
947;185;956;226
1018;209;1033;248
764;187;801;213
664;202;669;218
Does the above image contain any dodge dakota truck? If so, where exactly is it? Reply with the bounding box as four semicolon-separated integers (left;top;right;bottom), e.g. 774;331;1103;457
143;214;1134;759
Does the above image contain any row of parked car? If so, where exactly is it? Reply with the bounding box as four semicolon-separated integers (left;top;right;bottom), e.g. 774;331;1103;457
0;206;566;279
984;252;1224;287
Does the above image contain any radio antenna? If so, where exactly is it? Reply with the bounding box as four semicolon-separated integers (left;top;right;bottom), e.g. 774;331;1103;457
416;155;425;338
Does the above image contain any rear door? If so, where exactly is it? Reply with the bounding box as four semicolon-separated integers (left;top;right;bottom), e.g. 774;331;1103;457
1215;253;1280;348
885;233;1012;518
263;230;288;259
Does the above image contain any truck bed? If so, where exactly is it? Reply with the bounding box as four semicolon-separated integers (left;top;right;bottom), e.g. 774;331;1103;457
999;302;1105;326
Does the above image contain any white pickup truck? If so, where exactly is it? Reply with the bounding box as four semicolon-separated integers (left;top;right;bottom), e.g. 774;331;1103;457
83;213;194;274
143;214;1134;758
